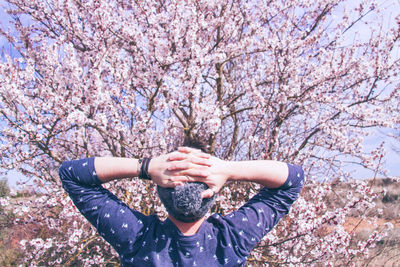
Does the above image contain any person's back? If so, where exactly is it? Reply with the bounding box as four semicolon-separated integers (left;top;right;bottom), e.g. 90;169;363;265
59;142;304;266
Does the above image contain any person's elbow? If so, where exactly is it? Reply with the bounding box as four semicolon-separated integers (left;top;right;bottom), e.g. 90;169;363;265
59;161;73;183
290;164;305;191
295;164;305;191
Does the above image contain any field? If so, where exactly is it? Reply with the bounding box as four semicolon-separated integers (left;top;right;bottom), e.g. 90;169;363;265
322;178;400;267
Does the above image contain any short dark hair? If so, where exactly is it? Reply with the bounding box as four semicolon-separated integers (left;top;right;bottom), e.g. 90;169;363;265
157;182;216;222
157;135;215;222
182;135;208;153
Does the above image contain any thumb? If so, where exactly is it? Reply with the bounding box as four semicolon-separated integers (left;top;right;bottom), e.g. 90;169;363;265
201;187;217;199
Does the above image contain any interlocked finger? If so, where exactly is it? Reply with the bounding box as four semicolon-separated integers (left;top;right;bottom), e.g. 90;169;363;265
211;188;217;196
201;187;219;199
177;147;196;154
168;151;190;161
186;168;210;178
187;156;212;166
165;177;185;187
167;161;191;171
178;147;210;159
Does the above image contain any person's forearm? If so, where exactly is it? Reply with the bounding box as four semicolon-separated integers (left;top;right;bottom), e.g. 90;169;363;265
94;157;139;183
225;160;289;188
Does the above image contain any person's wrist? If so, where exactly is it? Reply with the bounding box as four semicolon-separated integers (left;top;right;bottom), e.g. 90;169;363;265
138;157;152;180
147;159;156;178
147;155;163;181
136;158;142;177
224;160;235;182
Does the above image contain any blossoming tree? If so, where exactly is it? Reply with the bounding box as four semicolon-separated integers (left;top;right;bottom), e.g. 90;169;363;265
0;0;399;265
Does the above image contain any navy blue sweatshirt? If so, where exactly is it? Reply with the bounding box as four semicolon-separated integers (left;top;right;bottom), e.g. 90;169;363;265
59;158;304;266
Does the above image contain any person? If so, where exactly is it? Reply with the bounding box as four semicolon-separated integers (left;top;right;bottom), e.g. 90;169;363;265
59;139;304;266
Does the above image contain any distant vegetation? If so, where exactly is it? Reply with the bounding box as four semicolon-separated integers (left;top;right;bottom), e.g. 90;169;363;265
323;178;400;266
0;179;10;197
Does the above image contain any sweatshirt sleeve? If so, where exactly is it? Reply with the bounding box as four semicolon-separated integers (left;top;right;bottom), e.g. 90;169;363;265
59;158;150;255
220;163;304;257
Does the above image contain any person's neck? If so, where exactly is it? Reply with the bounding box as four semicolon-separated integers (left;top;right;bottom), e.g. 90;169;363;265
168;216;205;236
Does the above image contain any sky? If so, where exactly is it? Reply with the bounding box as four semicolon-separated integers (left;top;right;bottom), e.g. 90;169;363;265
344;128;400;179
0;0;399;189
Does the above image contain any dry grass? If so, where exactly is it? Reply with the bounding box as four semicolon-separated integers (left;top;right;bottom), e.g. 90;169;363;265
0;205;23;266
327;177;400;267
352;227;400;267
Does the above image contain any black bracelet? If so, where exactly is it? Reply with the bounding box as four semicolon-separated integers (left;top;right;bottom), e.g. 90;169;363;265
139;157;152;180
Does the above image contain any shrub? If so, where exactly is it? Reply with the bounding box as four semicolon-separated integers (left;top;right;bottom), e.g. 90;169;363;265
382;193;399;203
0;179;10;197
